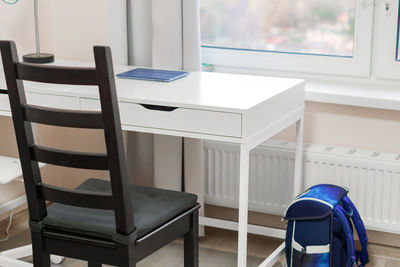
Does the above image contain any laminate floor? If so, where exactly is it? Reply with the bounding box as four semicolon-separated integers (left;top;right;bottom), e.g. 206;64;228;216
1;210;399;266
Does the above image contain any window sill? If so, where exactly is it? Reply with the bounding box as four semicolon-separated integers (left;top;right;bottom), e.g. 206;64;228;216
208;65;400;111
305;80;400;111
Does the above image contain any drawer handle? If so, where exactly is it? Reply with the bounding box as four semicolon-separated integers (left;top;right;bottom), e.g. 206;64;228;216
0;89;8;95
140;104;178;112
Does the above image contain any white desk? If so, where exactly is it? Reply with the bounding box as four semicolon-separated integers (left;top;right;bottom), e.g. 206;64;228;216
0;64;305;267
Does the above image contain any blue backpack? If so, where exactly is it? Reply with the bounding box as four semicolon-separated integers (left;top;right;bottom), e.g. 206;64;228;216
284;184;369;267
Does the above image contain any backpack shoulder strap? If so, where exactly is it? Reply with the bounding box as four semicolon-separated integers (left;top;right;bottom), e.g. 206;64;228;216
342;195;369;267
334;204;356;267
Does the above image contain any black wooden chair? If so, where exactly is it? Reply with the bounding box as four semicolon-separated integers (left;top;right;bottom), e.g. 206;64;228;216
0;40;200;267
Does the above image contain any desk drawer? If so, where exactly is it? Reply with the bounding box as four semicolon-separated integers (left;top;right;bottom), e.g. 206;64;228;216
0;91;79;112
27;93;79;110
81;98;242;138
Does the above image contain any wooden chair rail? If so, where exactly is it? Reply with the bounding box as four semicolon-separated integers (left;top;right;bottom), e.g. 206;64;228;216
39;183;114;210
30;145;109;170
23;104;104;129
16;62;98;85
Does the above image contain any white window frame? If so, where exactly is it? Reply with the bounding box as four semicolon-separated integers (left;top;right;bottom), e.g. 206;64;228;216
201;0;374;78
375;0;400;80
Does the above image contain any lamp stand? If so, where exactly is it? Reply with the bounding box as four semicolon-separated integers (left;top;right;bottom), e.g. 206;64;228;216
22;0;54;64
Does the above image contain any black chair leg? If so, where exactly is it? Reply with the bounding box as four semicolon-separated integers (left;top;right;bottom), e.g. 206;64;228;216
117;244;136;267
31;232;50;267
88;262;102;267
184;209;199;267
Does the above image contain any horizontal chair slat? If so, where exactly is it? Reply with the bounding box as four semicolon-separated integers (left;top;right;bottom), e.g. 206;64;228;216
16;62;97;85
30;145;108;170
39;184;114;210
23;104;104;129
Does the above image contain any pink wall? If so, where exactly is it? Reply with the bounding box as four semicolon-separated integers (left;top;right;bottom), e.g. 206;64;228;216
51;0;112;62
1;0;399;153
0;0;54;55
0;0;115;62
0;1;112;207
275;102;400;153
0;0;399;205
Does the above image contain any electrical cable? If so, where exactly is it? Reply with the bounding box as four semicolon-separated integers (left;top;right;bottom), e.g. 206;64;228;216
31;123;46;177
0;125;45;241
2;0;19;5
14;124;47;180
0;209;14;242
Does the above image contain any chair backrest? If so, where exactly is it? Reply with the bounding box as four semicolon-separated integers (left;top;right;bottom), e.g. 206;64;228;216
0;41;135;236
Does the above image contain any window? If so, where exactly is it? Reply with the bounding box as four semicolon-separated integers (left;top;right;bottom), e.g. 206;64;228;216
201;0;355;57
200;0;374;77
375;0;400;80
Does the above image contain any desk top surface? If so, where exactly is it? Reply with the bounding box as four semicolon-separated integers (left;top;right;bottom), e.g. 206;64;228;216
1;62;305;113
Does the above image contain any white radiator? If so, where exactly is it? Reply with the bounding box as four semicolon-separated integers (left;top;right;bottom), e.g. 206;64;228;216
204;140;400;234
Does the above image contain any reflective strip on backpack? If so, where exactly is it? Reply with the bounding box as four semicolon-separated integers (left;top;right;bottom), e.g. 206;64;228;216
290;220;296;267
292;240;330;254
306;244;330;254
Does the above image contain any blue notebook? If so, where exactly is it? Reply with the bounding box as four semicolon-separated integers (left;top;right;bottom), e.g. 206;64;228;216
116;68;189;82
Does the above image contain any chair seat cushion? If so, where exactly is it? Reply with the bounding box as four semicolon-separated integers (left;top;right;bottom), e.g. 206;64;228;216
44;178;197;240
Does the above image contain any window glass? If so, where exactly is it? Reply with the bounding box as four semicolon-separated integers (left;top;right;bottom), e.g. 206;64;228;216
200;0;356;57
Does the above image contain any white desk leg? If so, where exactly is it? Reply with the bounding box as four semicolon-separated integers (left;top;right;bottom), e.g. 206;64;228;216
293;116;304;196
257;116;304;267
258;242;286;267
238;144;250;267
